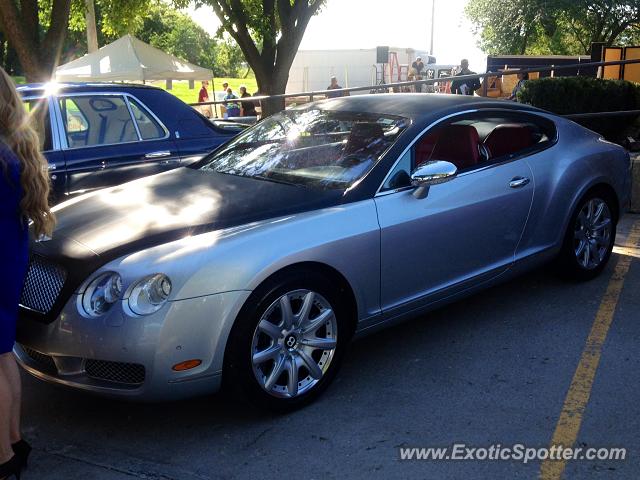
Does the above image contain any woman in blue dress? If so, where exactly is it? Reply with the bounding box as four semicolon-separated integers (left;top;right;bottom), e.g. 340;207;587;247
0;67;56;479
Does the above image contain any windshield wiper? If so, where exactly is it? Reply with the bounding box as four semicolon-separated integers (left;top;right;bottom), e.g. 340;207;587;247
252;175;298;186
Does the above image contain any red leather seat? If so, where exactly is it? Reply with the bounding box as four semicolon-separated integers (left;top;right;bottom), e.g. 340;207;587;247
343;123;384;155
429;124;481;170
484;124;533;159
415;130;441;167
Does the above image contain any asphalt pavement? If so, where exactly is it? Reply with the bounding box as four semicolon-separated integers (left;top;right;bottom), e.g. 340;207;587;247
15;214;640;480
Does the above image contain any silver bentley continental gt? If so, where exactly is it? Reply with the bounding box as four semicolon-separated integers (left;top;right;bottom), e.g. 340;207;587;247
15;94;631;410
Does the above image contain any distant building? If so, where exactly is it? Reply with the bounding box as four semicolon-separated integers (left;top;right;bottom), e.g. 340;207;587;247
287;48;434;95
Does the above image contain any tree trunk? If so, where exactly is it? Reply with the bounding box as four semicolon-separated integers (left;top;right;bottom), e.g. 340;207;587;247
0;0;71;82
255;68;287;117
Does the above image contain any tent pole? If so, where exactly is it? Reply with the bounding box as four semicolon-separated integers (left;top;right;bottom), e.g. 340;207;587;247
212;77;218;118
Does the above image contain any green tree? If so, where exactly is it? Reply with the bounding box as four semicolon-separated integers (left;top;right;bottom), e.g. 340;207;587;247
215;37;245;77
559;0;640;53
135;3;218;70
466;0;640;55
0;0;72;81
190;0;325;114
61;0;155;59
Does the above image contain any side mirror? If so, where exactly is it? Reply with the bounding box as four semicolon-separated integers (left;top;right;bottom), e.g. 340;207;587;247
410;160;457;199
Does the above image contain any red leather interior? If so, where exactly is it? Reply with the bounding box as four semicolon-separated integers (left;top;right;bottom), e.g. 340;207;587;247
483;124;533;159
415;130;441;167
429;124;480;169
343;123;384;155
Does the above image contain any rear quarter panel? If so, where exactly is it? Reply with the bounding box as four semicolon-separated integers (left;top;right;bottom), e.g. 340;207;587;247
517;116;631;260
131;88;236;162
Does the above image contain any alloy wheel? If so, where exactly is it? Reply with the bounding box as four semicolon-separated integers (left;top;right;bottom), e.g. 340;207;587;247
573;197;612;270
251;289;338;398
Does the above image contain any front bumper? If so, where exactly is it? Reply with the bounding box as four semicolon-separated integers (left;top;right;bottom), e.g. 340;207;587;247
15;290;251;401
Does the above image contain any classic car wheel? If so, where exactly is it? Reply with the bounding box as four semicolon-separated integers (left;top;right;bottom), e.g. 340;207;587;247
225;271;349;411
559;190;616;281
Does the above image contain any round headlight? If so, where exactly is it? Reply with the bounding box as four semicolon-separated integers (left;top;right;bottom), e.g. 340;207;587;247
127;274;172;316
81;272;123;317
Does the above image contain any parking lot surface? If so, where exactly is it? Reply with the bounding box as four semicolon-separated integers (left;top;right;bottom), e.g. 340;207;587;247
16;215;640;480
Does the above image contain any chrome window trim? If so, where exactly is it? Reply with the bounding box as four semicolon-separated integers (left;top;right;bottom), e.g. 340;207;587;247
375;109;478;196
54;91;170;151
375;108;558;197
124;96;143;141
21;95;61;151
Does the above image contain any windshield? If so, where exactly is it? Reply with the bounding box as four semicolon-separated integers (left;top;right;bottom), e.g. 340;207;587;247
195;108;409;189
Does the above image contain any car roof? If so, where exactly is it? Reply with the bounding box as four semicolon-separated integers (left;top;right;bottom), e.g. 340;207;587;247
17;82;163;96
312;93;541;121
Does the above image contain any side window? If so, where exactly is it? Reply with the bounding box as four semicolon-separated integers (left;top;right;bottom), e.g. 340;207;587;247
382;149;413;191
22;98;53;151
60;98;89;136
58;95;139;148
380;111;556;192
413;113;554;171
128;98;166;140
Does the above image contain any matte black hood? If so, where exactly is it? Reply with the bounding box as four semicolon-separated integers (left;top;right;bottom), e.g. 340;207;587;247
47;168;344;263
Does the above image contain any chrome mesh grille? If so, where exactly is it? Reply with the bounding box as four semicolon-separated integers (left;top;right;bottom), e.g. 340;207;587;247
21;345;57;374
19;255;66;314
85;360;145;385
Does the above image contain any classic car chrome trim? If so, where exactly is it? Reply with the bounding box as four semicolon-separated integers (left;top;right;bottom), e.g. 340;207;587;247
124;96;143;141
21;95;62;151
54;92;171;150
375;109;478;196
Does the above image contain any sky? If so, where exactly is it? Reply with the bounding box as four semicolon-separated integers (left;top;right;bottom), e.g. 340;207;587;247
186;0;487;72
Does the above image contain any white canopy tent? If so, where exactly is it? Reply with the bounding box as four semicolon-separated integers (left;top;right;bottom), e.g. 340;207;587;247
55;34;213;83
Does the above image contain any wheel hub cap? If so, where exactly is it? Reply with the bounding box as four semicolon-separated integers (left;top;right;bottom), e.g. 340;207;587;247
251;289;338;399
573;198;612;270
284;334;298;349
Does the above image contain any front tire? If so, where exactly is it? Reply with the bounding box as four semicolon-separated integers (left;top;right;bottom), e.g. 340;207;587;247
224;270;350;411
557;190;616;281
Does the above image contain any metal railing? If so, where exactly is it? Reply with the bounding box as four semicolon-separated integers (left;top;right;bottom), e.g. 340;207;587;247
189;58;640;119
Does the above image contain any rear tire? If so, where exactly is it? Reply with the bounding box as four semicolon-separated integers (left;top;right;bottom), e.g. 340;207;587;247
224;270;350;412
557;189;617;281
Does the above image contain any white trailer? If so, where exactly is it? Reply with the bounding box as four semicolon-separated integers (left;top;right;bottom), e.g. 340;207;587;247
286;47;432;95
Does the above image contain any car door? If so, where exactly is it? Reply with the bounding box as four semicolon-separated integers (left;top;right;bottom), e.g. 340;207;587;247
56;93;180;196
375;112;540;316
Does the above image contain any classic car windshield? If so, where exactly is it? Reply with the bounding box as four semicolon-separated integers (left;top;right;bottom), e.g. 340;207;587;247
196;108;409;189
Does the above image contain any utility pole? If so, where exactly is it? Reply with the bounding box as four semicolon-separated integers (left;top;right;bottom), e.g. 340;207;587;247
429;0;435;56
85;0;99;53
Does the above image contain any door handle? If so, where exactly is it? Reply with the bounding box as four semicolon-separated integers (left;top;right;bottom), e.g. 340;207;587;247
144;151;171;159
509;177;530;188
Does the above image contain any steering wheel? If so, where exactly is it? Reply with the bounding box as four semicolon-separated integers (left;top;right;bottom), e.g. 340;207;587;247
338;154;365;168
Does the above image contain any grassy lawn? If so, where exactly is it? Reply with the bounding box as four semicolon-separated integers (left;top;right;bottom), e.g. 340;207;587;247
13;75;258;106
153;77;259;104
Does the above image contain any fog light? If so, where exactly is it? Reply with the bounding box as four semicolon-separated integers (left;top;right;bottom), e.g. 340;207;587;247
172;359;202;371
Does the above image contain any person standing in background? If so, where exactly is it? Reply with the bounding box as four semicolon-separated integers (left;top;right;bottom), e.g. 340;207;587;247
451;59;481;95
224;87;241;118
508;71;529;101
326;76;344;98
239;86;257;117
411;56;425;92
218;82;230;117
198;80;209;103
197;80;212;118
0;66;56;480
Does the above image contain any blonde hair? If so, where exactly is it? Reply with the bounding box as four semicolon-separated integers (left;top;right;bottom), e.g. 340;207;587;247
0;67;55;237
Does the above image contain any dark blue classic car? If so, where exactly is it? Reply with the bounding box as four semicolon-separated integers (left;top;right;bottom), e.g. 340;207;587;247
19;83;244;202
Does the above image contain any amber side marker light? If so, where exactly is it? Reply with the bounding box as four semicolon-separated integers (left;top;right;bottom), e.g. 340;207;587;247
172;359;202;371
